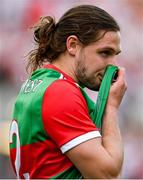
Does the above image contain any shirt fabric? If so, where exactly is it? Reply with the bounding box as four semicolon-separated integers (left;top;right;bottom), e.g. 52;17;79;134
9;64;101;179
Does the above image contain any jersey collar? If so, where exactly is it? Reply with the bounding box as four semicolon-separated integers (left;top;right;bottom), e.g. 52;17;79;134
44;64;76;83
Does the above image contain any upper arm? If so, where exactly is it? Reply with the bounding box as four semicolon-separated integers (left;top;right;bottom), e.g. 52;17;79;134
42;80;120;178
66;137;120;179
42;79;100;152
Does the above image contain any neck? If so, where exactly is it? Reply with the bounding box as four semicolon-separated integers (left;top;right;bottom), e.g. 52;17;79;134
51;53;78;82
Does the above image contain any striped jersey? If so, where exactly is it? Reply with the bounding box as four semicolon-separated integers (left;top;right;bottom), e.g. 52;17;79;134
9;64;101;179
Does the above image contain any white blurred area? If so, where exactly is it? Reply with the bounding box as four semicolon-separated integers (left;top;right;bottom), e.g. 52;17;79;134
0;0;143;178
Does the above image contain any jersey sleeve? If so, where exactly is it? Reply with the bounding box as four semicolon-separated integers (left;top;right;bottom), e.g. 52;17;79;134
42;79;101;153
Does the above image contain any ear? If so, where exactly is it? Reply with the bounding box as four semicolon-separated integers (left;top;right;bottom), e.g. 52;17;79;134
66;35;80;56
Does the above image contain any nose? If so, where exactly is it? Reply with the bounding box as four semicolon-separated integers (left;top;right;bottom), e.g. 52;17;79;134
107;57;117;66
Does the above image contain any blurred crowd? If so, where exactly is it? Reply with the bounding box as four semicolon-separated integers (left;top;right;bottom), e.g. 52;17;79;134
0;0;143;178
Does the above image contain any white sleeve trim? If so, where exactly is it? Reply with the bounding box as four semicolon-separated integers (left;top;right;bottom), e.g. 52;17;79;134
60;131;101;154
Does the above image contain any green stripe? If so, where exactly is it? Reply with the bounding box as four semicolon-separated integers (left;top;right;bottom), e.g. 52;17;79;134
93;65;118;129
11;69;61;148
51;166;81;179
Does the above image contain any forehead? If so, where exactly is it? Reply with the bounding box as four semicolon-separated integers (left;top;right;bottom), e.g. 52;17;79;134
89;31;121;51
93;31;121;50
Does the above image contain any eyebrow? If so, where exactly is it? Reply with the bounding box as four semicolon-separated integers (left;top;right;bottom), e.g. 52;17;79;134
99;47;121;55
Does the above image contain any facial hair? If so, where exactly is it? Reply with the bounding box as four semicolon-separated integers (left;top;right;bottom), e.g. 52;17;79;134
75;59;101;91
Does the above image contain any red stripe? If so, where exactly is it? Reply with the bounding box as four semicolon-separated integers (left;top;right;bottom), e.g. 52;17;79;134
10;139;73;178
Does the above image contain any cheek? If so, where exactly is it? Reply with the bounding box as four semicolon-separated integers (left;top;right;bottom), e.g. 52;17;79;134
85;58;102;75
84;52;103;70
76;49;104;75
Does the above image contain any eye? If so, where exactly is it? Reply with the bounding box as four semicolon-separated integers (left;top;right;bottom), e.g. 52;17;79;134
100;50;112;57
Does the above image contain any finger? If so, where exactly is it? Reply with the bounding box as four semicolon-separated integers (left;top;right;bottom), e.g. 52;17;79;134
117;67;127;89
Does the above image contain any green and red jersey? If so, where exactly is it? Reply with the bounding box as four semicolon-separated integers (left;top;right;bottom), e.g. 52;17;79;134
9;64;101;179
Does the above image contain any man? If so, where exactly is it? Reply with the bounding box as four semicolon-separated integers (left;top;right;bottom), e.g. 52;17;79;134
9;5;127;179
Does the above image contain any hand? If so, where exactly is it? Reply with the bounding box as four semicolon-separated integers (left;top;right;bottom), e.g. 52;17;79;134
106;67;127;110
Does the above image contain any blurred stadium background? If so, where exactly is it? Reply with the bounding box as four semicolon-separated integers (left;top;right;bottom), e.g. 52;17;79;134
0;0;143;178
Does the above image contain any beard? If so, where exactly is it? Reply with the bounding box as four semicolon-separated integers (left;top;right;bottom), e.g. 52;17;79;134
75;60;101;91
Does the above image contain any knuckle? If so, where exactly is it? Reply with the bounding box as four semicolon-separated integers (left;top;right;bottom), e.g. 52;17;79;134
119;80;127;91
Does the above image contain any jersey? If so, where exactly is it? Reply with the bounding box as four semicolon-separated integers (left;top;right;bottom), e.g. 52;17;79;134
9;64;101;179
